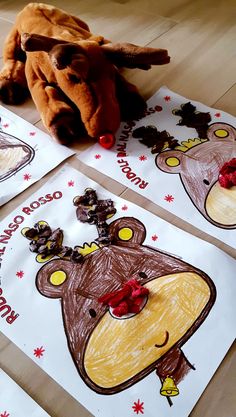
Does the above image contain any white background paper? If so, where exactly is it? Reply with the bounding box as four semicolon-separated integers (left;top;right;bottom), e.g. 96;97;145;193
78;87;236;249
0;165;235;417
0;105;74;206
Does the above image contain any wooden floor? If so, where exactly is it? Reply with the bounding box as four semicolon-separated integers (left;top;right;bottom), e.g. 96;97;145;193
0;0;235;416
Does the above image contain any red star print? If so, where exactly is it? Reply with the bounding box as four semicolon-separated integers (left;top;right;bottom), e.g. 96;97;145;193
164;194;174;202
164;96;171;102
152;234;158;241
214;112;221;118
0;412;9;417
3;123;9;128
16;270;24;279
132;399;144;414
68;180;74;187
122;205;128;211
29;131;36;136
34;346;45;358
23;173;31;181
139;155;147;161
95;154;101;159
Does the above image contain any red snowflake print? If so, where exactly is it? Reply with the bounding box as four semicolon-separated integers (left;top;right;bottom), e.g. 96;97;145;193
122;205;128;211
139;155;147;161
23;173;31;181
214;112;221;118
34;346;45;358
29;131;36;136
155;105;163;112
0;412;10;417
95;154;101;159
16;270;24;279
164;194;174;202
68;180;74;187
132;399;144;414
164;95;171;102
152;234;158;241
3;123;9;128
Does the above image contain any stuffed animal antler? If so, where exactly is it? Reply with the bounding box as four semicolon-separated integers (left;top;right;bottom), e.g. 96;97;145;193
0;3;170;144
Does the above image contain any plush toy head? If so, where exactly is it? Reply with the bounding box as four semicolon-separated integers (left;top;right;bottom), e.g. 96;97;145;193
20;32;170;143
0;3;170;144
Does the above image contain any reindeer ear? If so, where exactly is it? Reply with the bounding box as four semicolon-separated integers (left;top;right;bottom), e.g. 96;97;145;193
109;217;146;245
36;259;82;299
156;150;187;174
101;43;170;69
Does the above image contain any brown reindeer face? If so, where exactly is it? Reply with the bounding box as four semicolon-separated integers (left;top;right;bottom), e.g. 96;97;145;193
21;33;170;139
36;217;215;394
156;123;236;228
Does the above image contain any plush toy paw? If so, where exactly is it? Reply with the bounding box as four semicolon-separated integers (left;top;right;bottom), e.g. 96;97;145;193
50;113;85;145
120;91;147;121
0;78;28;104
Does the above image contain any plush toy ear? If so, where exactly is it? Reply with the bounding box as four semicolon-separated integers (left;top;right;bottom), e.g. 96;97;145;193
101;43;170;69
48;44;89;77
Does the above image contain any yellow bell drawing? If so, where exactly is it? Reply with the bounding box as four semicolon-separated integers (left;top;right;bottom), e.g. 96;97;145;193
160;376;179;397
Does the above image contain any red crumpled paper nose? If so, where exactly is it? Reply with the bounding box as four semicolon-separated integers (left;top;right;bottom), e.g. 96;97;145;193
219;158;236;188
98;279;149;317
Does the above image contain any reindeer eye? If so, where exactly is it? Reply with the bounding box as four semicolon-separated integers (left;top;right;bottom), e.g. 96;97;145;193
68;74;81;84
139;272;147;279
203;179;210;185
89;308;97;318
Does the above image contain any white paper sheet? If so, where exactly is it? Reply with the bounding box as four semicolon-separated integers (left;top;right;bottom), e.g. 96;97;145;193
0;165;235;417
78;87;236;249
0;106;74;206
0;369;49;417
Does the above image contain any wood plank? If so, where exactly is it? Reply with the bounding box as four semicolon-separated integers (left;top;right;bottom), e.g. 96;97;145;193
122;10;236;107
0;18;13;58
126;0;236;22
190;342;236;417
214;84;236;116
72;0;176;44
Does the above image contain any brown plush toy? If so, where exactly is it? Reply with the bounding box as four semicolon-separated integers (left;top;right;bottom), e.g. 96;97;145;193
0;3;170;145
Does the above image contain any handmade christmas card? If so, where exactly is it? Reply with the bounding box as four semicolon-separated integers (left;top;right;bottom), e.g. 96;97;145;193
0;165;235;417
0;369;49;417
0;106;74;206
78;87;236;249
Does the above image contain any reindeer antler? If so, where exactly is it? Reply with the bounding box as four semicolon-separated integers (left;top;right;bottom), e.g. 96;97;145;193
21;33;68;52
21;33;89;75
101;43;170;69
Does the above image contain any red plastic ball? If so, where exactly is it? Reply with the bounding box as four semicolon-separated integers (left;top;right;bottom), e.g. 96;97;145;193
98;133;116;149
